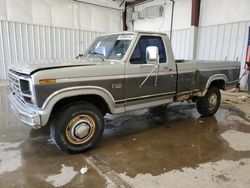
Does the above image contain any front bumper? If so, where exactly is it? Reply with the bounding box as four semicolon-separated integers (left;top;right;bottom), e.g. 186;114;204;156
8;92;42;129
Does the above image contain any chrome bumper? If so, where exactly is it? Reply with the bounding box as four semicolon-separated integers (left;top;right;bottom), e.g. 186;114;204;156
8;92;42;129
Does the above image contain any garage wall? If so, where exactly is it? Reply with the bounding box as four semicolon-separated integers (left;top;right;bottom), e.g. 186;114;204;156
196;21;250;66
164;27;195;60
197;0;250;87
0;0;123;79
133;0;194;59
132;0;250;88
0;21;104;79
133;0;192;31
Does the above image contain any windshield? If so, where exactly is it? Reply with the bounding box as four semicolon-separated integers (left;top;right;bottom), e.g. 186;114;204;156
85;34;134;60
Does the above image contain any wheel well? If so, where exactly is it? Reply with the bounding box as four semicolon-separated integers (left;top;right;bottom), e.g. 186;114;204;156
51;95;110;116
209;80;225;90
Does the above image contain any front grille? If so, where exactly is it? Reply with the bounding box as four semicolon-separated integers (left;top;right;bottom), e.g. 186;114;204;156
8;70;32;104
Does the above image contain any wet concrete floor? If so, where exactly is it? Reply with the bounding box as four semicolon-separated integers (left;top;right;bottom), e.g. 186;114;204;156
1;84;250;187
91;104;250;177
0;86;106;188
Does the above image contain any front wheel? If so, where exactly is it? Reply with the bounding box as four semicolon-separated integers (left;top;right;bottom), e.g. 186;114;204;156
196;86;221;117
50;102;104;154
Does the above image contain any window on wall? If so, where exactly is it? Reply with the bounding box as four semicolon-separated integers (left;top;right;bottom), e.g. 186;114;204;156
130;36;167;64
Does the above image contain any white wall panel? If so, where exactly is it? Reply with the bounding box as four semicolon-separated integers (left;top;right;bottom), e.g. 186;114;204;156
76;0;124;10
0;0;122;80
20;24;29;61
196;21;250;62
1;0;122;32
109;10;121;32
209;26;218;59
7;0;32;24
52;0;74;28
79;3;92;30
0;22;6;78
27;24;35;61
33;25;40;60
200;0;250;27
134;0;192;31
8;22;17;63
163;28;193;60
0;0;7;20
32;0;52;26
1;22;11;74
132;0;194;60
91;6;109;32
196;21;250;87
0;20;104;79
73;2;79;29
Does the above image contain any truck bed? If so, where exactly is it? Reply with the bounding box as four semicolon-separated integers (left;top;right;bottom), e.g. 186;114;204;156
176;60;240;94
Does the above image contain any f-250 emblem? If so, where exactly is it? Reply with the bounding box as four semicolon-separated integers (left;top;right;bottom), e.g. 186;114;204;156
112;83;123;89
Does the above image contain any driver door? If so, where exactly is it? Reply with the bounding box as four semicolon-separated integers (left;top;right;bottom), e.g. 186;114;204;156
124;34;177;110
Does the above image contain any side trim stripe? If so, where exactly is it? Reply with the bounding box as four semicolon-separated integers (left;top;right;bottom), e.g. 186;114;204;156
115;91;176;104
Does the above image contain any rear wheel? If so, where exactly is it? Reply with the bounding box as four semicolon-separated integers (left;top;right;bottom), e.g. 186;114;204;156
50;102;104;154
196;86;221;117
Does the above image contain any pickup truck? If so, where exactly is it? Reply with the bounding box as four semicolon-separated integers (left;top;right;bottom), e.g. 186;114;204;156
8;31;240;153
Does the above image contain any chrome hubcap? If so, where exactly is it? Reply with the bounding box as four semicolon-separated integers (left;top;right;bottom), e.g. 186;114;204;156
66;115;96;145
208;93;217;111
73;122;90;139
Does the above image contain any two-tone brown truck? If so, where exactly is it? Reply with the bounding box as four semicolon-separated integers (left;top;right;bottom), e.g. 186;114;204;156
8;31;240;153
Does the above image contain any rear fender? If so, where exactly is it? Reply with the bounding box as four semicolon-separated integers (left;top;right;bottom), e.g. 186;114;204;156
205;74;227;90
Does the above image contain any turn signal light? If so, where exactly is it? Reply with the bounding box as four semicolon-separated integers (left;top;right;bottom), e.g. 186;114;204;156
39;79;56;84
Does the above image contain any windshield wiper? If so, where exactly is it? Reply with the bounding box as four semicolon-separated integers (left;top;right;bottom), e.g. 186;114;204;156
88;52;104;61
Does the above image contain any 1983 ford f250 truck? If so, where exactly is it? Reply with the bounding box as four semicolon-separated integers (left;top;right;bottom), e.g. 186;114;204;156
8;31;240;153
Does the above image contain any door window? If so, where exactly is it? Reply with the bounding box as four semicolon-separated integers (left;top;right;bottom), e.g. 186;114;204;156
130;36;167;64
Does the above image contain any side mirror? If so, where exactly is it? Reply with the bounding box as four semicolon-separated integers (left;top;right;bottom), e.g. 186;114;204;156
146;46;159;64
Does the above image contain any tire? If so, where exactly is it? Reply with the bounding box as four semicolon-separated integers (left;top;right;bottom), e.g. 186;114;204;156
50;102;104;154
196;86;221;117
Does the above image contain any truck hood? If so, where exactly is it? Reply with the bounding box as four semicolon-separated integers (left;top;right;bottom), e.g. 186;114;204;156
9;59;100;75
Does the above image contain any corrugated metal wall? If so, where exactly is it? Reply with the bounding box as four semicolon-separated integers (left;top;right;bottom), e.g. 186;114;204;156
0;20;104;79
0;23;194;80
196;20;250;86
1;19;250;83
165;20;250;63
166;28;194;60
196;20;250;63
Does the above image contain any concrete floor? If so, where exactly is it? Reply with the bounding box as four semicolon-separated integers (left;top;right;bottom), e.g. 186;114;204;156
1;84;250;188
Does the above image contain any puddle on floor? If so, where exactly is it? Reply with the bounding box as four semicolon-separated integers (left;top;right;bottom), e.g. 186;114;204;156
89;103;250;177
45;164;78;187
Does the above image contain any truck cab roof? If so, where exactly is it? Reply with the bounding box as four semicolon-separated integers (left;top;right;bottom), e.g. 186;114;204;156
100;30;168;37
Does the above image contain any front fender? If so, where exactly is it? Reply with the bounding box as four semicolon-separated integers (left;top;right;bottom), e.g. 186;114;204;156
38;86;124;126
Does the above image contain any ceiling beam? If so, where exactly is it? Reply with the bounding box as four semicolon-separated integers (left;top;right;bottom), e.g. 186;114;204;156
126;0;151;7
